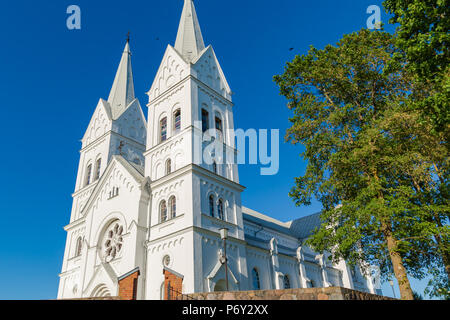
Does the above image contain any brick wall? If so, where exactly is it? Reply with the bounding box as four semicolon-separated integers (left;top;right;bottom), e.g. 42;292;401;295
184;287;394;301
118;268;140;300
163;267;184;300
67;297;122;300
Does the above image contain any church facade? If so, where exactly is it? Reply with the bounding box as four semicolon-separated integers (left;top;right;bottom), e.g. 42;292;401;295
57;0;380;299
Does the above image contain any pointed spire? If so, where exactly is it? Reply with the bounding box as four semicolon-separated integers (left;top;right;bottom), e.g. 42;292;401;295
174;0;206;62
108;39;135;119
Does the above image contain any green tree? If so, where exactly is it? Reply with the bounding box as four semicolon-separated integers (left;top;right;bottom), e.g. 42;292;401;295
385;98;449;298
274;29;448;300
383;1;449;298
383;0;449;133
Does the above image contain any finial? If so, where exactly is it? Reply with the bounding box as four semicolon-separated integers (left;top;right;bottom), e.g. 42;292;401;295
126;31;130;43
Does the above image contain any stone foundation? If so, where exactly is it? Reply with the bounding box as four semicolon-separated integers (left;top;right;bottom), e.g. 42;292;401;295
184;287;394;300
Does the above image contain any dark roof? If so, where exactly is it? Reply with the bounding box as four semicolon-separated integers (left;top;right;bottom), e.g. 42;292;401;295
242;206;322;241
289;213;322;240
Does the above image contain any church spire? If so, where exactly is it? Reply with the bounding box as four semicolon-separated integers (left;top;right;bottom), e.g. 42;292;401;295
174;0;206;62
108;39;135;119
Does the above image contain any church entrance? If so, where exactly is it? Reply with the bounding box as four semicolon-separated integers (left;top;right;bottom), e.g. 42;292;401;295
214;280;227;292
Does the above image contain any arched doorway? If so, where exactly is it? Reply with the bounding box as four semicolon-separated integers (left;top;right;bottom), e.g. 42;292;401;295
91;284;111;297
214;279;227;292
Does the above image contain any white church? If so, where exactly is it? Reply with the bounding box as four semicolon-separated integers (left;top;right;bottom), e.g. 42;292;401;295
57;0;380;299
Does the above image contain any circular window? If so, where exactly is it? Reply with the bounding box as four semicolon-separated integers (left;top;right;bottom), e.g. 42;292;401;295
163;255;171;267
102;222;124;262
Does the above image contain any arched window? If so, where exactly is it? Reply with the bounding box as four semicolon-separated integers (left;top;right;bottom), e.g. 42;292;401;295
252;268;261;290
215;114;223;141
215;115;223;133
173;109;181;133
209;195;215;217
94;158;102;181
213;161;218;174
169;196;176;219
85;164;92;186
75;237;83;257
283;275;291;289
165;159;172;175
160;282;165;300
217;199;224;220
160;200;168;223
160;117;167;142
201;109;209;132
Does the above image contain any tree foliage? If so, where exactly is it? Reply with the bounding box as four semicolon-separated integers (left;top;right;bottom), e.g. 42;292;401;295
384;0;449;133
274;28;449;300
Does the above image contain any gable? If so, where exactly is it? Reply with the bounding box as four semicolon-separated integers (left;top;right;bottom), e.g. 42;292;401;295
82;99;113;147
147;45;190;101
82;264;117;297
112;99;147;145
192;45;232;100
80;155;144;217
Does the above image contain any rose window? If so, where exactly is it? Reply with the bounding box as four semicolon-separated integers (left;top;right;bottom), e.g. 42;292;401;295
102;222;124;262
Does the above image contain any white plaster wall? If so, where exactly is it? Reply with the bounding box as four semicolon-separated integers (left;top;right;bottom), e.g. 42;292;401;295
278;255;300;289
145;230;194;299
59;159;148;299
245;248;273;290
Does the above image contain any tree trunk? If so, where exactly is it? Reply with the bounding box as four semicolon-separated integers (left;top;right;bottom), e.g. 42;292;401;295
382;221;414;300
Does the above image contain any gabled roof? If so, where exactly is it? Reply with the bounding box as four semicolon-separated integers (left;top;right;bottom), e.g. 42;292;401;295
113;155;145;182
81;98;112;144
127;159;145;177
108;41;136;119
80;155;145;216
174;0;206;62
242;206;291;234
192;45;232;97
289;212;322;240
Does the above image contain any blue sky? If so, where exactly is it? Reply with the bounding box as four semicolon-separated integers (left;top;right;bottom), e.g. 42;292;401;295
0;0;432;299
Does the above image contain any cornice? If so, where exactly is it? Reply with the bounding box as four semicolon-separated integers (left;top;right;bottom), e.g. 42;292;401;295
72;181;98;198
143;126;190;157
147;74;233;107
79;130;145;153
64;217;86;231
191;163;245;192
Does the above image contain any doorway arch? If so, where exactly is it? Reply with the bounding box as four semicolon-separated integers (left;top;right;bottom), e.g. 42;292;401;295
214;279;227;292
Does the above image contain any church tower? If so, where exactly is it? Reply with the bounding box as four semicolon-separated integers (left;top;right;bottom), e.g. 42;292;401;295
65;39;147;224
144;0;248;298
57;40;148;299
58;1;379;300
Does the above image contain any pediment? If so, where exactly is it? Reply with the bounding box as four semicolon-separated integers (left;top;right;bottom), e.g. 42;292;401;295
206;258;240;292
147;45;190;101
82;99;113;147
82;263;118;297
192;45;232;100
80;155;144;217
112;98;147;145
207;259;239;284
